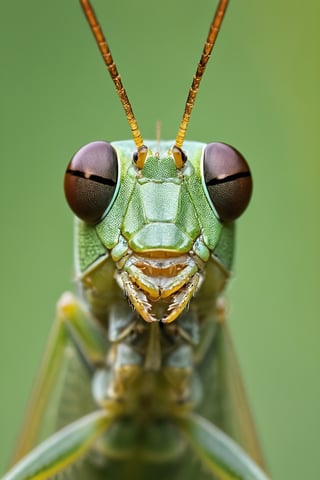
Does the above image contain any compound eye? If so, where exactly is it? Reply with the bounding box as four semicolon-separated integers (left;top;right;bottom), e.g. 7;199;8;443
203;142;252;222
64;141;118;224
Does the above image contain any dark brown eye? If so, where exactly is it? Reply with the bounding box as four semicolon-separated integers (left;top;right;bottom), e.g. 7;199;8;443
203;142;252;222
64;141;118;224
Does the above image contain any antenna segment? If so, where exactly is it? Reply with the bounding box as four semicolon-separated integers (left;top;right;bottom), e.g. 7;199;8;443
80;0;144;150
175;0;229;149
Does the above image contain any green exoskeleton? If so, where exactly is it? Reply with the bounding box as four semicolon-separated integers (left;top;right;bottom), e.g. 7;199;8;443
2;1;271;479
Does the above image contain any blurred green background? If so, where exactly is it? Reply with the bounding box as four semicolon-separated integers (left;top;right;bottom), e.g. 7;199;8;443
0;1;319;478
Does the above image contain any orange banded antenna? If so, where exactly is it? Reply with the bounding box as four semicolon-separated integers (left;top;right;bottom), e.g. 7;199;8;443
80;0;144;150
175;0;229;149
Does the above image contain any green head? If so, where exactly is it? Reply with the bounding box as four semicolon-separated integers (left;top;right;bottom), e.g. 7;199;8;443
64;140;252;323
65;1;252;324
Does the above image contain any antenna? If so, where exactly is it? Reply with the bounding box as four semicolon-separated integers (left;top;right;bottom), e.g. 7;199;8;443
80;0;145;155
175;0;229;150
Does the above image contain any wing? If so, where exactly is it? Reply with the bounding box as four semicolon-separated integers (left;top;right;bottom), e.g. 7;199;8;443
196;315;266;470
10;292;107;466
